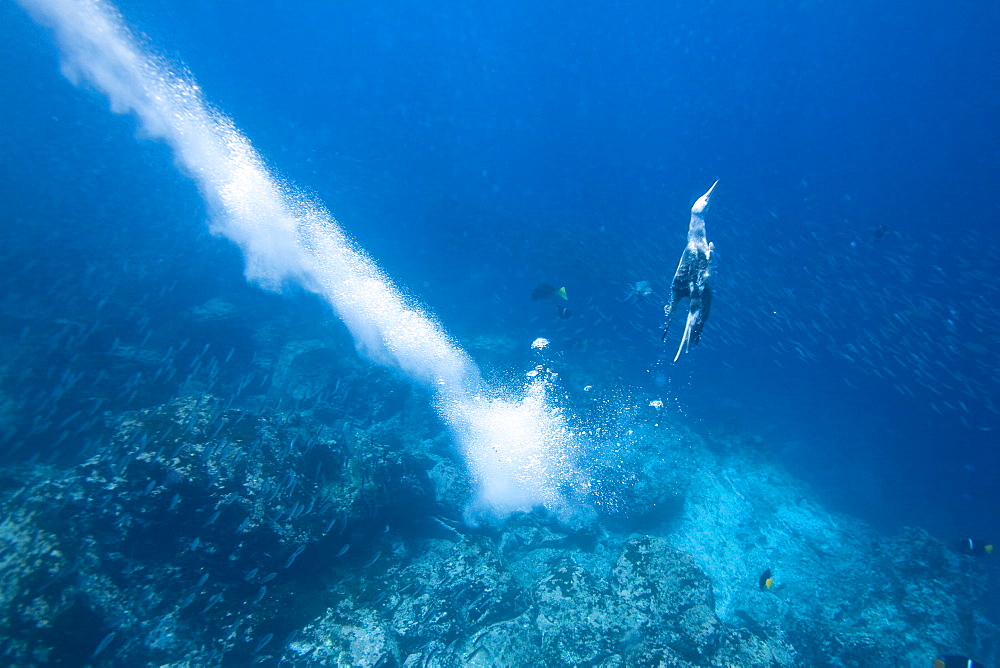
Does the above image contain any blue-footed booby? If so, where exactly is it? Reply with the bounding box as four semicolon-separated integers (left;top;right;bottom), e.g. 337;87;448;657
662;181;717;361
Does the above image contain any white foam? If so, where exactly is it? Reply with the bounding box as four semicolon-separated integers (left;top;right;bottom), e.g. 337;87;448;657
442;377;583;521
18;0;585;520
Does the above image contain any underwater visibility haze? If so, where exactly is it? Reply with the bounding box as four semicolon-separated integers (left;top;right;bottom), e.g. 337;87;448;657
1;0;999;664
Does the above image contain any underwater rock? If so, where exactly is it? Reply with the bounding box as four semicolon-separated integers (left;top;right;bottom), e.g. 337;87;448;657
289;605;398;666
449;613;543;667
426;452;474;515
534;555;617;664
612;536;715;629
598;419;705;531
610;535;793;666
664;420;999;665
269;338;361;404
881;527;993;658
388;535;528;650
0;494;70;661
0;293;994;666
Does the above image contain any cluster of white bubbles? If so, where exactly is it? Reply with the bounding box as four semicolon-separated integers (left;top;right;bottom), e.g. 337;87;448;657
18;0;589;523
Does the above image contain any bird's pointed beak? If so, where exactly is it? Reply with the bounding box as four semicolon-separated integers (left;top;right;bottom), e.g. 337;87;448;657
692;180;718;215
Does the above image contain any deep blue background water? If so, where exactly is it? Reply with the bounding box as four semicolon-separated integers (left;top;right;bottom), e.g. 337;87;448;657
4;0;999;545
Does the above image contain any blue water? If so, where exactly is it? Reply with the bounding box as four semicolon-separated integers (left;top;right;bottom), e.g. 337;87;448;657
66;0;998;535
3;0;999;662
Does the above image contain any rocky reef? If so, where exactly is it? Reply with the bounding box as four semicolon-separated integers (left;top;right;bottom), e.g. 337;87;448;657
0;296;996;667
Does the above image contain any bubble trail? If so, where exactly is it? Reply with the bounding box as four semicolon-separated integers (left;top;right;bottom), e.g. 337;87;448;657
17;0;585;521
